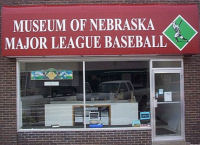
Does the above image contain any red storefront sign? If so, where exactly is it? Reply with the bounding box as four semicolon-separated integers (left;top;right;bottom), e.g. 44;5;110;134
1;5;199;56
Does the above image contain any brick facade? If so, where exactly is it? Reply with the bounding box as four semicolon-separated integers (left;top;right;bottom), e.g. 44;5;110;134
184;55;200;144
0;0;200;145
0;57;17;145
18;130;151;145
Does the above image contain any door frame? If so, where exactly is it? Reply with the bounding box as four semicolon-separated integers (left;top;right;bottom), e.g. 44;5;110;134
150;61;185;141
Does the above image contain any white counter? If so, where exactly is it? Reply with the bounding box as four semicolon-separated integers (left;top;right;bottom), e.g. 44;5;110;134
45;101;138;127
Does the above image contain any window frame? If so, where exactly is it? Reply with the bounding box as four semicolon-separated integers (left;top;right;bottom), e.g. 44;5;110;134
17;56;183;132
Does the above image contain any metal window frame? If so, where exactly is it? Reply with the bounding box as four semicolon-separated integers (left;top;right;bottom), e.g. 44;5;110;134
150;59;185;141
16;56;183;135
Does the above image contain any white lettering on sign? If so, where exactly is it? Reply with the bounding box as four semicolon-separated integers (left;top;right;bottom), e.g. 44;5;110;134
70;19;87;31
90;18;155;31
13;19;66;32
104;35;167;48
51;36;101;49
5;37;47;50
4;17;168;51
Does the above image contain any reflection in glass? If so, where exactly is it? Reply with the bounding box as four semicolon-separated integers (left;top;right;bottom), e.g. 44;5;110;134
20;62;83;129
20;61;150;129
85;61;150;128
153;61;181;68
155;73;181;136
98;83;120;93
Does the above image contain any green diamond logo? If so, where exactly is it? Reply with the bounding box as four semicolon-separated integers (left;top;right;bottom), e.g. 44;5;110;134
163;15;198;51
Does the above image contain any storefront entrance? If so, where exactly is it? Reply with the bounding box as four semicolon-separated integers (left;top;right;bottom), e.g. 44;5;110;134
152;67;184;141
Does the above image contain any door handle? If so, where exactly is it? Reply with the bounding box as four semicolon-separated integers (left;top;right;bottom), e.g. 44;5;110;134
154;99;158;108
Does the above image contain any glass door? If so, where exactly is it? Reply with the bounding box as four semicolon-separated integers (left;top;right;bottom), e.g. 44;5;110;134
152;70;184;140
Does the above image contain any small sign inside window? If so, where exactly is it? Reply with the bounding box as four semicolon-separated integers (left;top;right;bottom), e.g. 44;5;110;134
44;81;59;86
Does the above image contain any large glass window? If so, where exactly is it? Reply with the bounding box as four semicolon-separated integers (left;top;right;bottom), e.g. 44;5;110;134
19;60;150;129
20;62;83;128
85;61;150;128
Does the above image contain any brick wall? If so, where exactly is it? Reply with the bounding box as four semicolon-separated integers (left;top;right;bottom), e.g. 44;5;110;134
18;130;151;145
0;57;17;145
184;55;200;144
0;0;200;145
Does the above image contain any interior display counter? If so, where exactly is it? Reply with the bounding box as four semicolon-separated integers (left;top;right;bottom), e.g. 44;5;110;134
45;101;138;127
